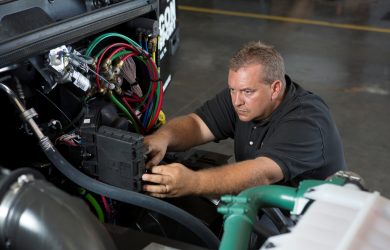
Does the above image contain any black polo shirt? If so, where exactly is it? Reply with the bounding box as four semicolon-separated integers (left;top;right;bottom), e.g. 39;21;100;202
194;75;348;187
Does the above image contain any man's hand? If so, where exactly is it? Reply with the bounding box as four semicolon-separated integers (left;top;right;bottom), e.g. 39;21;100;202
142;163;199;198
143;133;169;169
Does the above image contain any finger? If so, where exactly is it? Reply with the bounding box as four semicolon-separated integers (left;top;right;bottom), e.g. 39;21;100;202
142;173;171;184
149;165;164;174
142;184;166;193
144;192;169;199
146;152;164;169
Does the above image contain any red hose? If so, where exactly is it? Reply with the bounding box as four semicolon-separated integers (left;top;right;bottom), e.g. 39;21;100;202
122;52;139;62
107;46;127;59
96;43;138;89
95;42;161;134
123;99;145;136
147;81;163;132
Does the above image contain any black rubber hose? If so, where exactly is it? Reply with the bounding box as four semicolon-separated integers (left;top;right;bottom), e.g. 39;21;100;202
43;148;220;250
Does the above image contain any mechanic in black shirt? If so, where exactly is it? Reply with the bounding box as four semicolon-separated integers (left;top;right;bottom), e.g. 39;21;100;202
142;41;348;198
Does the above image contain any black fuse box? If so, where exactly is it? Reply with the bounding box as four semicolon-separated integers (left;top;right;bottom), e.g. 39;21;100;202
80;108;147;192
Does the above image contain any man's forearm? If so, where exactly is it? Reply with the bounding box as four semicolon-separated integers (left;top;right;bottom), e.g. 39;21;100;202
154;114;213;152
194;157;284;197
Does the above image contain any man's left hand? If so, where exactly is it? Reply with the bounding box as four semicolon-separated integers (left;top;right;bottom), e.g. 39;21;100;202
142;163;199;198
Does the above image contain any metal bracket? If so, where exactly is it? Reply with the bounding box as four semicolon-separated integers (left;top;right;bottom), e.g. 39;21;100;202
19;108;38;123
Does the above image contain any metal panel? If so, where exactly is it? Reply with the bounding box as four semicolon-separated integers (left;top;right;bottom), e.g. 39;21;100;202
0;0;158;68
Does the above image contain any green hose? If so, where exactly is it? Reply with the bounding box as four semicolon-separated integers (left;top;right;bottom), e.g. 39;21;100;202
218;186;297;250
95;45;123;58
77;188;105;223
86;33;162;129
85;33;141;56
218;178;346;250
108;94;140;134
111;51;132;61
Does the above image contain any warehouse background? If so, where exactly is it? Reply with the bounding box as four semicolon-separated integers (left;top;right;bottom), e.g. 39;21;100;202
162;0;390;197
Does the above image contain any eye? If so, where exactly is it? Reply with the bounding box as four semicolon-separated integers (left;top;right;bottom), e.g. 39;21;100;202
229;88;235;93
245;90;252;94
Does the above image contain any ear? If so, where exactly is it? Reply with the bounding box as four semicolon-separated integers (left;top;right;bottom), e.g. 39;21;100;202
270;80;282;100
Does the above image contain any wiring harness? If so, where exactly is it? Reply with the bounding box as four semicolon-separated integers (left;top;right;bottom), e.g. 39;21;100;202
85;33;163;136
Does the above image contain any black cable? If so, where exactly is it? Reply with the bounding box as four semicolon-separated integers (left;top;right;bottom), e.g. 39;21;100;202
33;88;75;129
147;210;167;238
54;102;86;138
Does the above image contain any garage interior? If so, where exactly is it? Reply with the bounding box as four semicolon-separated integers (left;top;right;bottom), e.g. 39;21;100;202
0;0;389;249
164;0;390;198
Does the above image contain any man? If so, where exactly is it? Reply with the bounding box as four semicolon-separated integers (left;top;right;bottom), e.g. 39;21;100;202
142;41;347;198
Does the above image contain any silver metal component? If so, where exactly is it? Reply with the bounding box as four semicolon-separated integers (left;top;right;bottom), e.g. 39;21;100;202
10;174;35;192
0;83;46;142
0;179;117;250
19;108;38;123
326;171;367;190
0;63;27;73
39;137;55;152
204;197;221;206
14;78;25;102
0;83;26;112
87;66;115;89
69;53;94;65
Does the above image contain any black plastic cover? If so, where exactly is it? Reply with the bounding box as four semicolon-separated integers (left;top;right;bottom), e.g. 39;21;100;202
80;108;146;192
96;126;146;192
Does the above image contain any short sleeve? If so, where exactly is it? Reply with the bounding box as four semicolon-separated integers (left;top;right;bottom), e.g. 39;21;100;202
256;119;325;182
194;88;236;141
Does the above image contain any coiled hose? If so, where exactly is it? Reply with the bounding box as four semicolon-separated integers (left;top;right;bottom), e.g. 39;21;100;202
44;149;220;249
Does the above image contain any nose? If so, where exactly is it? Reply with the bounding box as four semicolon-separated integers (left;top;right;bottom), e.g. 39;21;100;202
232;92;244;106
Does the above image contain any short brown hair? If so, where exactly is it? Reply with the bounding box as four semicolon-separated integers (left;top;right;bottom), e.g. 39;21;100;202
229;41;286;90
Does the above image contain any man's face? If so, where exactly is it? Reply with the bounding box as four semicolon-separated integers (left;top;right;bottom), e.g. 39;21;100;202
228;64;274;122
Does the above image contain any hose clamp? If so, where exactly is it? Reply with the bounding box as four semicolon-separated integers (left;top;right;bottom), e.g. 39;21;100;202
19;108;38;123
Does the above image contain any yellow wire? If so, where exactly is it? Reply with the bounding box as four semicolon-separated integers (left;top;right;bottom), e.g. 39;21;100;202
63;55;67;72
152;52;155;62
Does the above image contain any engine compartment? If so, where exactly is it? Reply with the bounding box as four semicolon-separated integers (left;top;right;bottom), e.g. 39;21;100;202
0;1;223;249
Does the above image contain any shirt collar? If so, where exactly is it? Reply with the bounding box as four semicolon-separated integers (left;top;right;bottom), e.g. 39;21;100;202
250;75;295;127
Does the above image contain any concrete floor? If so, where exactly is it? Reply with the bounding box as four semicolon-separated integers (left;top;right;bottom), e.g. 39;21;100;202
162;0;390;197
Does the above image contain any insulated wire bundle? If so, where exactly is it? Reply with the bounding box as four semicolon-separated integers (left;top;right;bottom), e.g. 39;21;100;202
121;57;143;98
55;133;80;146
85;33;163;136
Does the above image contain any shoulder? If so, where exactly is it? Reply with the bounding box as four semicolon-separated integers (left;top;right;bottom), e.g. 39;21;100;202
280;81;332;126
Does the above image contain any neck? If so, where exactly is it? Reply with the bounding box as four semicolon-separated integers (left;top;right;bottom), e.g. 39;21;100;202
258;86;288;122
